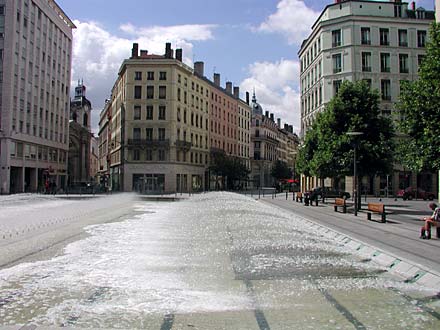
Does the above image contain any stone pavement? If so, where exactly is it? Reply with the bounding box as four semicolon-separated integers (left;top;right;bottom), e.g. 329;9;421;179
259;193;440;289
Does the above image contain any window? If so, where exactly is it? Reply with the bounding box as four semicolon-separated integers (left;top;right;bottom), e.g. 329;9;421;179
133;105;141;120
394;4;402;17
177;88;181;101
417;30;427;47
0;6;4;15
159;71;167;80
158;128;166;141
147;86;154;99
134;86;142;99
159;86;166;99
380;53;390;72
361;52;371;72
133;127;141;140
158;106;166;120
332;29;341;47
146;149;153;161
361;27;370;45
333;80;342;96
398;29;408;47
147;71;154;80
146;128;153;141
133;149;140;161
158;149;165;161
380;28;389;46
134;71;142;80
146;105;153;120
399;54;409;73
381;79;391;101
332;54;342;73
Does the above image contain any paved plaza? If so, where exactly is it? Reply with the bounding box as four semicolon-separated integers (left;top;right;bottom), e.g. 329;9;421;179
0;192;439;329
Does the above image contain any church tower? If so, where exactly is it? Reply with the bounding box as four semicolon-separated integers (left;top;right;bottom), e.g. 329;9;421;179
70;80;92;131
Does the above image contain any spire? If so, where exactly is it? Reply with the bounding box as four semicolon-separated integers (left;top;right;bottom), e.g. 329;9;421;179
252;88;257;103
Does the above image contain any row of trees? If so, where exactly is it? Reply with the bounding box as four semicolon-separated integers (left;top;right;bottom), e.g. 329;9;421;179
296;22;439;197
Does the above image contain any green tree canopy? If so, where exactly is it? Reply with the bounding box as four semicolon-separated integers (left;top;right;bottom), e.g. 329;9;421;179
271;160;293;181
209;150;249;189
397;22;440;172
298;80;395;178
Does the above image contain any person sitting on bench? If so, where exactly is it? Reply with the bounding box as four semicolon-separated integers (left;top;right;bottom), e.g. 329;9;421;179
420;202;440;239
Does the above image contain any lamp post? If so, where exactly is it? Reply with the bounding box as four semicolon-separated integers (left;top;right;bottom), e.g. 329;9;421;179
346;131;364;216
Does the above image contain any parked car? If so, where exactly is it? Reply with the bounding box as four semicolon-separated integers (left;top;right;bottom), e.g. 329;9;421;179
309;186;350;200
397;187;436;201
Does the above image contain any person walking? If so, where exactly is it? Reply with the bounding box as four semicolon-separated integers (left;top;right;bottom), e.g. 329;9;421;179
420;202;440;239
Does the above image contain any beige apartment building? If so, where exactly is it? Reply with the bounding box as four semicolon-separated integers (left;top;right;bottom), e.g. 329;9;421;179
298;0;436;195
103;43;252;193
0;0;74;194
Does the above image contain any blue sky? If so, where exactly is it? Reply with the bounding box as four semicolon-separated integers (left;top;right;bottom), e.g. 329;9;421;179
56;0;435;133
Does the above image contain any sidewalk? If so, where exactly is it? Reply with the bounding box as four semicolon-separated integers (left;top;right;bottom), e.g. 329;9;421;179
258;193;440;289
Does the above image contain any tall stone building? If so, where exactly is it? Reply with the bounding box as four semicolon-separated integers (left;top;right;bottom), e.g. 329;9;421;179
101;43;251;193
250;92;298;188
0;0;74;193
68;81;92;185
298;0;436;194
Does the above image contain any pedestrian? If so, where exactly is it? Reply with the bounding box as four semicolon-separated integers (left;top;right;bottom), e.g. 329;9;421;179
420;202;440;239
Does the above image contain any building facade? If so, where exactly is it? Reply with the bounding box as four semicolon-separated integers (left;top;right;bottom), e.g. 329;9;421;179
298;0;436;194
0;0;74;193
250;93;299;188
101;43;252;193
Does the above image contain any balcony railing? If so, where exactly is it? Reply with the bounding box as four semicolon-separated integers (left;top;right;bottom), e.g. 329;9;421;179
175;140;192;150
362;66;371;72
127;139;170;148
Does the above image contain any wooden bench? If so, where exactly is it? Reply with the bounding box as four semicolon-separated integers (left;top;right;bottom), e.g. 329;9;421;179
367;203;386;223
334;198;347;213
295;192;303;203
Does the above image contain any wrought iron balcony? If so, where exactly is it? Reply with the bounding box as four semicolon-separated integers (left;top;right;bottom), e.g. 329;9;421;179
127;139;170;148
175;140;192;151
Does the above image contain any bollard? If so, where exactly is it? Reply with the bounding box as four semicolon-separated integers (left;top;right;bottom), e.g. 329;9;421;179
286;191;288;200
259;189;261;199
304;194;310;206
263;190;265;197
292;192;295;201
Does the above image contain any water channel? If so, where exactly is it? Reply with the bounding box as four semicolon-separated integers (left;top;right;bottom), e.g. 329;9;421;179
0;192;439;329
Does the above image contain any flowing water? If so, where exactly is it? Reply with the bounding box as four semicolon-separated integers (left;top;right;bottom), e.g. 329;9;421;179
0;192;439;329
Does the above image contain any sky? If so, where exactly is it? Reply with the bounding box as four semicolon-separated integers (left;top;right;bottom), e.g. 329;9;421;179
56;0;435;134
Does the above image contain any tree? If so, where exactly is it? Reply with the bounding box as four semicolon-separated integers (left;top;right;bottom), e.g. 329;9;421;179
397;22;440;172
271;160;293;181
209;150;249;190
298;80;395;185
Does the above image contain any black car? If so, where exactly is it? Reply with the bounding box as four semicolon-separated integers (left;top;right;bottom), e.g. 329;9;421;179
309;187;350;200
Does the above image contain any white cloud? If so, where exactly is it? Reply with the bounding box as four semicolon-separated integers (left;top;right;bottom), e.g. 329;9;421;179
71;20;216;133
240;59;301;133
258;0;319;45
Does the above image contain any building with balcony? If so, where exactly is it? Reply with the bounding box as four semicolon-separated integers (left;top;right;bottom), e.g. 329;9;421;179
298;0;436;194
0;0;74;193
250;93;298;188
101;43;252;193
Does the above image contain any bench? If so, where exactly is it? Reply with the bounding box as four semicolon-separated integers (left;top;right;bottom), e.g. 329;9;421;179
367;203;386;223
334;198;347;213
295;192;303;203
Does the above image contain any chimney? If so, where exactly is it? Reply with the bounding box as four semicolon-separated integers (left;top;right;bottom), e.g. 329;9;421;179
289;125;293;133
265;111;269;118
284;124;289;130
214;73;220;86
140;50;148;57
165;43;172;59
233;86;239;98
131;43;139;58
246;92;250;105
411;1;415;10
176;49;183;61
194;61;204;76
226;82;232;94
277;118;281;128
270;113;274;121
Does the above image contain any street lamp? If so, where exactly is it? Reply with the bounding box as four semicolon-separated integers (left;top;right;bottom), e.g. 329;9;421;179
346;131;364;216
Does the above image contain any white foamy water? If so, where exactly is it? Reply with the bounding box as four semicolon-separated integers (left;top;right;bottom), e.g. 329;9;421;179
0;192;435;328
